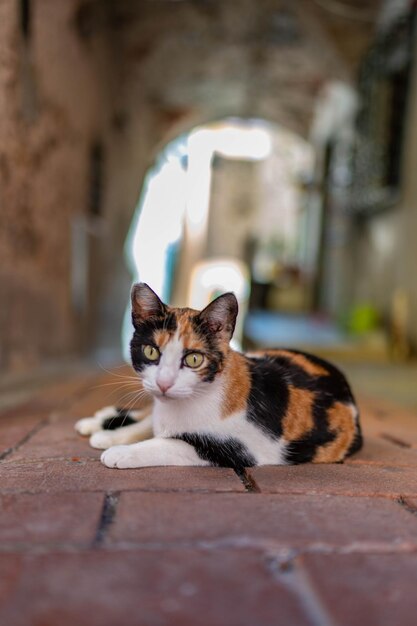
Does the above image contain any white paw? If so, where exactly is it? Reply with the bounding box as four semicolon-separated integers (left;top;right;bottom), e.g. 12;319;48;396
75;417;101;436
101;445;141;469
90;431;115;450
75;406;118;436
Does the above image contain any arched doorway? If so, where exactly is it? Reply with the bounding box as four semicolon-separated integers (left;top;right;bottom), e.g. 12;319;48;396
122;117;315;357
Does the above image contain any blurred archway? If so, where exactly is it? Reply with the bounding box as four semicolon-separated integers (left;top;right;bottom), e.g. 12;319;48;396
122;117;314;357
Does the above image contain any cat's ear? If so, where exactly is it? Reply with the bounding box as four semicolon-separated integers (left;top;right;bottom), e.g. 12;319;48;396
131;283;167;326
198;292;238;342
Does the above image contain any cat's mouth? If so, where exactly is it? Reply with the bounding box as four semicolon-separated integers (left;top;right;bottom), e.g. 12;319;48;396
154;390;172;400
152;386;179;400
153;388;194;401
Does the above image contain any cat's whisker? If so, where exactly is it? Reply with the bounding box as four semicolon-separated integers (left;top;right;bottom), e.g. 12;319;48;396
93;383;142;391
122;391;149;416
106;363;132;369
125;388;150;401
98;375;141;384
87;385;143;404
91;375;142;388
96;363;141;381
100;390;151;429
114;390;150;407
87;378;150;411
90;380;141;391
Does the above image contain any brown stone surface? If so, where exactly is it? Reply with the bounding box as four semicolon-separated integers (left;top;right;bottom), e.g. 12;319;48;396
0;459;245;494
360;397;417;448
0;549;312;626
302;552;417;626
108;492;417;549
248;463;417;497
0;492;103;545
345;435;417;467
401;497;417;512
29;372;100;412
8;419;101;461
0;372;99;459
0;413;46;459
1;365;417;624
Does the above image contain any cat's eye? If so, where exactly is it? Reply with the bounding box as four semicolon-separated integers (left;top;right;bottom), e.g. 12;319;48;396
143;345;160;361
184;352;204;368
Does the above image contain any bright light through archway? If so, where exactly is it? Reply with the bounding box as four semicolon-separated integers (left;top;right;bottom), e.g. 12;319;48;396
206;121;272;160
125;118;273;300
122;118;312;359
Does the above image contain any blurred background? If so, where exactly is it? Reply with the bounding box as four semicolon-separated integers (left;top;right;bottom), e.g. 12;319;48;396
1;0;416;405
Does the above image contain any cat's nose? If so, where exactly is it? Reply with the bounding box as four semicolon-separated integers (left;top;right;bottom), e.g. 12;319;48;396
157;381;173;394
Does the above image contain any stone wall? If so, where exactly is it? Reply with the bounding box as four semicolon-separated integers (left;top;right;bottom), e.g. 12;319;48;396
0;0;109;372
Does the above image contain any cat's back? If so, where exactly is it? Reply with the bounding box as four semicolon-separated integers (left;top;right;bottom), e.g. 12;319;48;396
244;348;362;464
246;348;353;395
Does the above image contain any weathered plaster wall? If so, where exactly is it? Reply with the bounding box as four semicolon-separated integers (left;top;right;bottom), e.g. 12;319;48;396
0;0;111;373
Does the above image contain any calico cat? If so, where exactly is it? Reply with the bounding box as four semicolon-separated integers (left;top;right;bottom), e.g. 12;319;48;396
75;283;362;469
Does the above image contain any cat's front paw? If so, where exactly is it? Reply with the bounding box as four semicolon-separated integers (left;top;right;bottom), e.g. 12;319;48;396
75;417;102;436
90;431;115;450
101;445;140;469
75;406;117;436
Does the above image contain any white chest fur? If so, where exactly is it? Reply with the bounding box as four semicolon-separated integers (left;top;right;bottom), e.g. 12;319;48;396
151;377;286;465
152;377;224;436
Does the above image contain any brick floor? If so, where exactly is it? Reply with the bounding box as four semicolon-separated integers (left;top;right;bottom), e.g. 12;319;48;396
0;550;312;626
0;492;104;546
0;459;245;493
302;552;417;626
107;492;417;548
1;364;417;625
248;463;417;497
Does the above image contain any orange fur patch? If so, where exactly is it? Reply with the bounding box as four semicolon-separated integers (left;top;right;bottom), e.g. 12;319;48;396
221;351;250;418
313;402;356;463
282;385;315;440
176;311;207;351
154;329;173;349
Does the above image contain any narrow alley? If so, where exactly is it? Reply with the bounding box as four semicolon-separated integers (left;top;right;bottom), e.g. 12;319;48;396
1;0;417;624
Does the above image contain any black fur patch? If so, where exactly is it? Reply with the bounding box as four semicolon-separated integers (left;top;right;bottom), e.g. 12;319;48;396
246;350;359;463
102;409;136;430
283;350;360;463
281;349;355;402
130;313;177;372
246;358;290;439
262;356;316;391
174;433;256;470
346;421;363;457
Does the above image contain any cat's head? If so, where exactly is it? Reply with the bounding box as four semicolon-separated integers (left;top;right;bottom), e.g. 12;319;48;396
130;283;238;400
